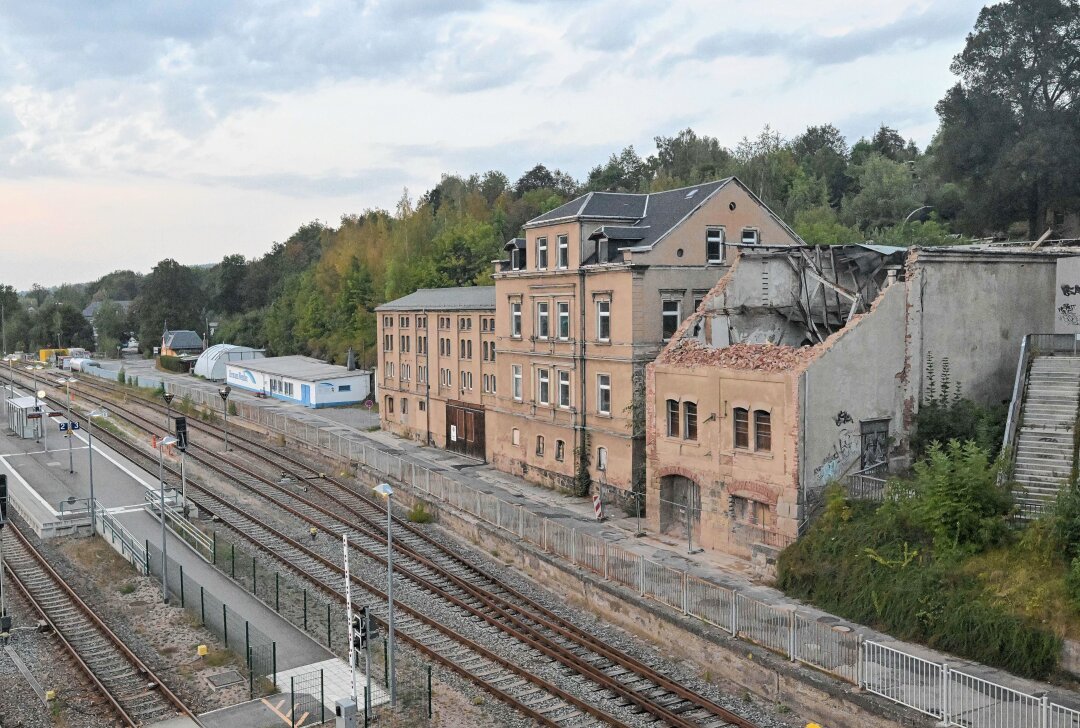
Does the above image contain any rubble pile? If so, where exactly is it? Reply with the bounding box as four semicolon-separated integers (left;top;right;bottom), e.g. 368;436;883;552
663;340;816;372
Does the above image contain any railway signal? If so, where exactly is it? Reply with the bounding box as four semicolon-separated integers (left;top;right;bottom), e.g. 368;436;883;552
0;474;7;526
0;474;7;637
174;416;187;452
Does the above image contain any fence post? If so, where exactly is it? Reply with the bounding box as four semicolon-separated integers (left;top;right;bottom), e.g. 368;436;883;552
200;586;205;625
274;642;278;685
1040;694;1049;728
383;637;388;688
231;543;236;578
941;663;951;724
252;555;257;594
788;608;797;661
857;637;864;688
145;539;151;575
326;603;331;648
681;572;688;615
275;572;280;612
428;664;433;718
543;519;549;552
223;604;229;647
245;621;250;671
570;528;576;564
212;530;217;565
518;506;524;539
639;555;645;596
303;589;308;631
290;677;295;728
320;669;325;724
731;593;738;636
363;686;369;728
179;564;185;608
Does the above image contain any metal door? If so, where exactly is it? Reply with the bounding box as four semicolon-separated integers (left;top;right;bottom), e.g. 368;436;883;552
301;384;311;406
445;401;485;460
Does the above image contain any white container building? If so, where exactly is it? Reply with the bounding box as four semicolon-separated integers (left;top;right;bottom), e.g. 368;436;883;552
194;344;265;381
224;355;371;408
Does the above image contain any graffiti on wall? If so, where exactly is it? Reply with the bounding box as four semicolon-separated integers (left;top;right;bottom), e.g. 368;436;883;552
1060;302;1080;327
814;416;858;485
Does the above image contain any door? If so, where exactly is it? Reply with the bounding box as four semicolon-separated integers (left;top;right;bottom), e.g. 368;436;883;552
860;419;889;470
301;384;311;406
445;401;485;460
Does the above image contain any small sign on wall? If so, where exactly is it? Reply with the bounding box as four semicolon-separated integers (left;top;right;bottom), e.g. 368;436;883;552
450;424;457;442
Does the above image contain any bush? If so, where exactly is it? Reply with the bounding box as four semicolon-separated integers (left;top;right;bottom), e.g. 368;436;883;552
158;355;189;373
407;502;434;524
912;354;1007;459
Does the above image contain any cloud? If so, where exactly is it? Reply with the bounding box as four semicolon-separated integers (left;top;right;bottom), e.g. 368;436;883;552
660;2;981;72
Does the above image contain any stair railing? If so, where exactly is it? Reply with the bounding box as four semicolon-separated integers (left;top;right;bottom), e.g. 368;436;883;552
1001;334;1033;469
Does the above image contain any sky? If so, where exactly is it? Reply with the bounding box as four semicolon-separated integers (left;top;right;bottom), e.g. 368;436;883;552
0;0;987;290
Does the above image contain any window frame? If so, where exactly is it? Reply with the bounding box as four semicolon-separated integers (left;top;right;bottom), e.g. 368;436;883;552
536;237;548;270
597;373;611;415
754;409;772;452
536;302;550;339
555;439;565;462
741;228;760;245
597;446;608;471
511;301;522;338
536;435;545;457
558;370;571;408
557;301;570;340
556;234;569;269
706;227;725;264
512;364;522;401
734;407;749;449
596;299;611;342
662;299;681;341
537;368;550;405
666;399;680;438
684;401;698;441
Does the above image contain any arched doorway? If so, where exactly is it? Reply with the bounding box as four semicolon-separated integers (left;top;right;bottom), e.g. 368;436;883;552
658;474;701;542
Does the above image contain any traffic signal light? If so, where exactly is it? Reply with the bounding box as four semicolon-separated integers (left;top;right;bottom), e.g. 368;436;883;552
0;474;7;528
174;416;188;452
352;606;370;652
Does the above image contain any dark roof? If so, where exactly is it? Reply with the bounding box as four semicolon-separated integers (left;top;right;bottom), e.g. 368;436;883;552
82;300;132;318
503;237;525;251
163;330;203;350
525;179;734;249
376;286;496;312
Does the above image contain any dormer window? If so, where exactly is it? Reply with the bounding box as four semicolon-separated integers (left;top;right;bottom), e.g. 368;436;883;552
511;247;525;270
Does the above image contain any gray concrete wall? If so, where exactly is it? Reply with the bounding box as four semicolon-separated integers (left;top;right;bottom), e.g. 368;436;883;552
907;253;1059;406
802;282;908;489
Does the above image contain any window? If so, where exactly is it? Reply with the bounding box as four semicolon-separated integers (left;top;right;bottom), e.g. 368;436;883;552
401;364;410;381
537;368;550;405
417;315;426;328
483;373;489;392
706;227;724;264
339;384;352;392
597;446;608;471
666;399;680;437
597;300;610;341
383;334;393;351
383;315;392;328
597;374;611;415
512;428;520;446
482;341;489;361
512;365;522;400
537;237;548;269
401;398;409;414
734;407;749;449
419;400;426;411
662;300;680;340
684;401;697;441
742;228;759;245
400;335;410;352
467;340;473;359
418;336;427;354
511;302;522;337
386;362;394;378
558;370;571;408
555;440;565;461
754;410;771;451
491;375;496;393
557;301;570;340
537;302;550;339
536;435;545;456
400;316;409;327
732;495;768;526
386;396;394;414
557;234;568;268
418;365;426;383
459;339;465;358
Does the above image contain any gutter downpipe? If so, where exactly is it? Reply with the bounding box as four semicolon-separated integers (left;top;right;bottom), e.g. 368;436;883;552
578;264;588;492
422;307;432;447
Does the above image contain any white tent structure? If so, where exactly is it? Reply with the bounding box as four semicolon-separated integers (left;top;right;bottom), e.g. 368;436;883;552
194;344;265;381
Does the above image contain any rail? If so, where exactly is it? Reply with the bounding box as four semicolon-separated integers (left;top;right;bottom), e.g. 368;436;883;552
1002;334;1033;465
143;488;214;560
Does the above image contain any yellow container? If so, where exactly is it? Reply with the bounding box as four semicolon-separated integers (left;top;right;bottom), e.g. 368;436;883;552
197;644;208;657
45;690;56;701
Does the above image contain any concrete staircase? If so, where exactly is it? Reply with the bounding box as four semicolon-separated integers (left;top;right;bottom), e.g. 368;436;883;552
1013;356;1080;515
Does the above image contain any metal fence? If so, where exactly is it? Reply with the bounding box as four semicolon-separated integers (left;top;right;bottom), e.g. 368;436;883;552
289;669;326;727
156;378;1080;728
145;540;277;698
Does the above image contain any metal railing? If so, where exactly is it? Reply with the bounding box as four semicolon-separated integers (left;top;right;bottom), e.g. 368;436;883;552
843;461;889;501
151;377;1080;727
1002;334;1034;465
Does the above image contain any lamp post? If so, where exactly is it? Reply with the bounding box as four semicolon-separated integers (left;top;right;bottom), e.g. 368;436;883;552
218;385;231;452
373;482;396;704
25;365;43;443
3;355;15;414
162;391;174;431
155;435;178;603
86;408;107;535
58;377;77;474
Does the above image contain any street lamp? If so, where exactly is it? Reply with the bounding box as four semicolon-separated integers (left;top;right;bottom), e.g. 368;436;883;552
155;435;178;603
162;391;175;431
58;377;77;474
218;385;231;452
25;365;43;444
86;408;107;535
372;482;396;704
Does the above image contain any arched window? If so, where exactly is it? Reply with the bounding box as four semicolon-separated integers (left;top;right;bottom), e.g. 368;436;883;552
733;407;749;448
683;401;697;441
536;435;545;456
401;398;409;415
386;396;394;415
597;446;608;471
555;440;565;461
666;399;680;437
754;410;771;451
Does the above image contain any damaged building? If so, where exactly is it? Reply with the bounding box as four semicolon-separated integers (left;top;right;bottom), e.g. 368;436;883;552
646;243;1077;559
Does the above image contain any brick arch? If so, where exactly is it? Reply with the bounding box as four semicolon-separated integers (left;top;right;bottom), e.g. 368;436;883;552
653;465;702;483
726;479;779;506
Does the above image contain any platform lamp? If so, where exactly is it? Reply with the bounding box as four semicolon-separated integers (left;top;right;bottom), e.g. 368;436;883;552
218;385;231;452
155;435;178;603
25;365;43;443
57;377;77;474
86;408;108;536
162;391;175;431
373;482;396;704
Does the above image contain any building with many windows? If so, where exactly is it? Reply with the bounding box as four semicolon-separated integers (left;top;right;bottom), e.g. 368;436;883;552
488;178;804;497
375;287;496;459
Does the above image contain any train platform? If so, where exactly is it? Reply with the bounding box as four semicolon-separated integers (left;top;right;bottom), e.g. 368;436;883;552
0;389;332;677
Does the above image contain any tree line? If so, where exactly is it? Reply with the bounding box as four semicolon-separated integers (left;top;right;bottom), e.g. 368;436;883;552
3;0;1077;367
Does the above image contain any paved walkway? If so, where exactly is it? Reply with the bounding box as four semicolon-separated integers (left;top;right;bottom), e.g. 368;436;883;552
71;363;1080;709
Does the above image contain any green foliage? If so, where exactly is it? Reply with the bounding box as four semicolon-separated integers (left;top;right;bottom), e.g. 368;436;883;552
131;259;204;353
843;154;921;231
912;355;1007;459
158;355;188;373
792;206;862;245
407;501;434;524
778;445;1058;679
868;218;960;247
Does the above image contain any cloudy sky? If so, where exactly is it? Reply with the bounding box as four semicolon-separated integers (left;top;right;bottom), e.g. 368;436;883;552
0;0;985;290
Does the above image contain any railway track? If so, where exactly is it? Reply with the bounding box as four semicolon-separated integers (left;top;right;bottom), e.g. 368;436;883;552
1;521;194;726
30;371;764;728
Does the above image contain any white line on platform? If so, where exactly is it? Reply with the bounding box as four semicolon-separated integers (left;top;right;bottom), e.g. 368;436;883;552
70;429;155;492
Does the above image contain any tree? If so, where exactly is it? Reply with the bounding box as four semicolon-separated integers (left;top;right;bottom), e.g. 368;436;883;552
131;259;204;353
213;254;247;315
843;154;921;231
513;164;578;197
936;0;1080;236
650;128;734;189
92;300;131;351
791;124;850;206
585;146;651;192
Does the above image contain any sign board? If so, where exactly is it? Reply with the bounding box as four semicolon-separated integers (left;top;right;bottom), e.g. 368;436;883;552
26;412;42;419
71;421;80;430
450;424;457;442
59;422;68;431
47;412;62;417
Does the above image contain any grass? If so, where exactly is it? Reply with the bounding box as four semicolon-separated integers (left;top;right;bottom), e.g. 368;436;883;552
202;647;233;667
407;501;434;524
118;582;136;595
